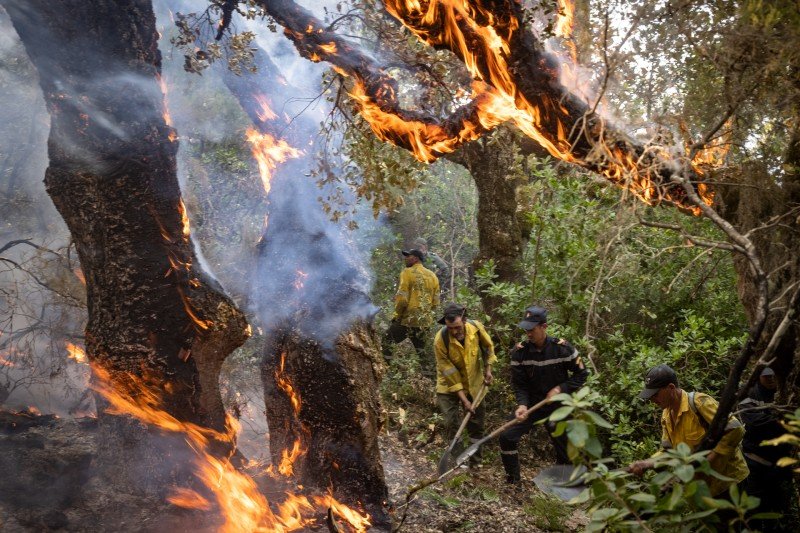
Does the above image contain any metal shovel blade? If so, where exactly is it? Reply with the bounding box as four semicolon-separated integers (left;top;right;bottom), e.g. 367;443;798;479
532;465;587;501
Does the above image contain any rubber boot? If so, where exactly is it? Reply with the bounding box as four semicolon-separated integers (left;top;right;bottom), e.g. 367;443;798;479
501;451;521;484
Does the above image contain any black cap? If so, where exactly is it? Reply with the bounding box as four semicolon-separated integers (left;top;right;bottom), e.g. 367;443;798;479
402;249;424;261
518;306;547;330
438;303;466;324
639;364;679;399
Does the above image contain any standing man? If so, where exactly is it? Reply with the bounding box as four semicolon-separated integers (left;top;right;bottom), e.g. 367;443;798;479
384;249;440;370
629;364;749;497
499;306;588;483
434;303;496;465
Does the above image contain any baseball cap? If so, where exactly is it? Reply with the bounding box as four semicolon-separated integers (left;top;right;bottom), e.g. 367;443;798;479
639;364;679;399
760;367;775;377
401;249;424;261
438;303;466;324
518;306;547;330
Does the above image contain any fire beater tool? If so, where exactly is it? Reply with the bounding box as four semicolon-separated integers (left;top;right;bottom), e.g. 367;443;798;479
437;382;489;475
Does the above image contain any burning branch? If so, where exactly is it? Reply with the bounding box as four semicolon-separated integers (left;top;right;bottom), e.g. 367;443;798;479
252;0;714;211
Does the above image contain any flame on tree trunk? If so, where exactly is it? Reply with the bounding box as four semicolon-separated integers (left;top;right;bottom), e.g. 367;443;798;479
1;0;248;491
261;324;388;524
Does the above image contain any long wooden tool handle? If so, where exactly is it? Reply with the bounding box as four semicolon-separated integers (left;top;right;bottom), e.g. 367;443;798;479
447;383;489;452
452;397;550;466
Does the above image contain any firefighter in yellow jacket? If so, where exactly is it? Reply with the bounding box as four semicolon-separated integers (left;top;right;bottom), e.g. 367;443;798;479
629;364;749;497
384;249;440;371
434;303;496;465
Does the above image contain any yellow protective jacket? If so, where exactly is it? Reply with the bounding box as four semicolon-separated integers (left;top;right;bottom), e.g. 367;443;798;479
392;262;439;327
657;390;749;496
434;320;497;399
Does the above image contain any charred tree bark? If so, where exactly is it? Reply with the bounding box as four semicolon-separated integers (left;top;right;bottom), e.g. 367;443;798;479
262;323;388;523
2;0;248;492
253;167;390;525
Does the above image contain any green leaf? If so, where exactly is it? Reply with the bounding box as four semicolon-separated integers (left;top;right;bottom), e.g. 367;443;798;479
549;405;574;422
674;464;694;483
567;420;589;447
628;492;656;503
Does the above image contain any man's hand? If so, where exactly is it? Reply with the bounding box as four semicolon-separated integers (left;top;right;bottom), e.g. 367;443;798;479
628;460;654;476
546;386;562;399
458;391;475;414
484;368;494;385
461;397;475;414
514;405;528;420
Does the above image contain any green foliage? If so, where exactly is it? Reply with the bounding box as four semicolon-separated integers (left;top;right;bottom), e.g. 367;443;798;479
523;493;572;531
558;388;765;532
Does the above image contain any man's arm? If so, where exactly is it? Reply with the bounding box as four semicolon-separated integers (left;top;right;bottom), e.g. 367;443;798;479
392;269;410;321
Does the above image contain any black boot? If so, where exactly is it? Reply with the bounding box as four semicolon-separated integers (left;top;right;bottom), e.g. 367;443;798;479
501;451;521;484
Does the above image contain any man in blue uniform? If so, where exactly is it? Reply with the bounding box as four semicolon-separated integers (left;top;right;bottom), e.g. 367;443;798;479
499;306;588;484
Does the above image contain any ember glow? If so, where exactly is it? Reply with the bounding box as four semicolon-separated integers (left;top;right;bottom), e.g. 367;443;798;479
66;342;88;364
244;127;302;195
90;363;370;532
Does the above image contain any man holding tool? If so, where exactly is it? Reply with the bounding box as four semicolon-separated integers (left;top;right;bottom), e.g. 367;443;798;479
434;303;496;469
499;305;588;484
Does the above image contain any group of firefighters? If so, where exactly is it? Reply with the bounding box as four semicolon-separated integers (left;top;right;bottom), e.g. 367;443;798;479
383;242;794;529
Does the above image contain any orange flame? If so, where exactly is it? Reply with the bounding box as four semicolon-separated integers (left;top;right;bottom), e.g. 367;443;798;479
89;363;371;532
555;0;575;41
66;342;88;364
344;0;716;211
274;352;306;476
244;127;302;195
177;287;212;331
156;73;178;142
178;199;191;239
168;487;212;511
255;94;278;122
0;355;15;367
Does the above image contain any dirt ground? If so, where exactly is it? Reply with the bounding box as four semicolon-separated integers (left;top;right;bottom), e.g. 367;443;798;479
380;430;589;532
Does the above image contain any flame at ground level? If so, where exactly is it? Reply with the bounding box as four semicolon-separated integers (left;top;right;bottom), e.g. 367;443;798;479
89;363;370;532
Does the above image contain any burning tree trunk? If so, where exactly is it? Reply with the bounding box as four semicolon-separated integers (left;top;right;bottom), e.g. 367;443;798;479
262;324;388;522
2;0;248;491
253;166;389;524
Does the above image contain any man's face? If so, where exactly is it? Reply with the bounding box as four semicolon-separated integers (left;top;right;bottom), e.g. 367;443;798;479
760;374;777;390
404;255;417;267
445;316;465;339
649;384;675;409
525;323;547;344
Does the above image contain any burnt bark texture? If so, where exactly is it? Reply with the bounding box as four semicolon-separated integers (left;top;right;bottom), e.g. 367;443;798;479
2;0;248;492
253;165;390;524
262;323;388;522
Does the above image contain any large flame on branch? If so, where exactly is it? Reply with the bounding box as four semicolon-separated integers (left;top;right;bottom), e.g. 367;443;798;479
264;0;715;212
90;363;370;532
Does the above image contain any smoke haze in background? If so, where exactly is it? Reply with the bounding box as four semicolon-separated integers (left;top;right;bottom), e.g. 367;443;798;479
0;9;89;415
